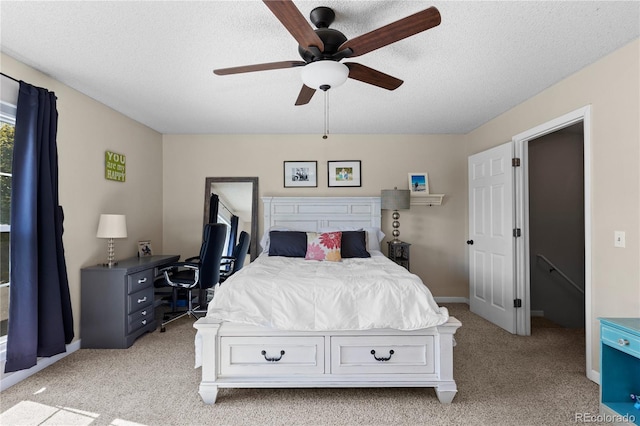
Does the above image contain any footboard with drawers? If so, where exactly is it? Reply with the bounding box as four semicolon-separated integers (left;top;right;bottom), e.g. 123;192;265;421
194;316;462;404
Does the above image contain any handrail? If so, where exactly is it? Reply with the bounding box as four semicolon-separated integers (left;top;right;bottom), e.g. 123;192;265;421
536;254;584;295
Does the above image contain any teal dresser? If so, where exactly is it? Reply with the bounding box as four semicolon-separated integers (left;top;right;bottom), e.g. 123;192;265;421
599;318;640;425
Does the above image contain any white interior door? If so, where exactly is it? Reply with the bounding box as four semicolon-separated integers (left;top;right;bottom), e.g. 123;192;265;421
468;142;517;334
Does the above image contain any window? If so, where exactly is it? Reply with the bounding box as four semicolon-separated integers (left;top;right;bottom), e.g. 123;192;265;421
1;76;18;339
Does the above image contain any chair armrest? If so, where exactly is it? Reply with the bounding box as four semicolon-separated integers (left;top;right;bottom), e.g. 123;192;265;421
164;262;199;270
185;256;200;263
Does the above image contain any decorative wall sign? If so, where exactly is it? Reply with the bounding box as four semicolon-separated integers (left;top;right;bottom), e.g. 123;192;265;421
105;150;126;182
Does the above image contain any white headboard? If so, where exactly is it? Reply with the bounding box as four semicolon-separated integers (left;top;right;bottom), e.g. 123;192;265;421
262;196;381;232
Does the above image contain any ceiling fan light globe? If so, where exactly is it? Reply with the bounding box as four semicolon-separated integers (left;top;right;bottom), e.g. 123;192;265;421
301;60;349;90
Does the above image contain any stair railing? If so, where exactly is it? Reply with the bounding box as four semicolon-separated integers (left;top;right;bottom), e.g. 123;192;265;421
536;254;585;295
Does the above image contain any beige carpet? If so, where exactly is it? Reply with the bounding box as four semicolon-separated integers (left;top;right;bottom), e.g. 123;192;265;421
0;304;602;426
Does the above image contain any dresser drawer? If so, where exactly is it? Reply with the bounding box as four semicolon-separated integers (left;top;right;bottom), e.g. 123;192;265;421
601;324;640;358
128;307;153;334
220;336;325;376
128;287;154;315
331;335;435;374
127;269;155;294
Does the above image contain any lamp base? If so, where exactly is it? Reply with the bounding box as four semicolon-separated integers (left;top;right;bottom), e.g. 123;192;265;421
104;238;117;268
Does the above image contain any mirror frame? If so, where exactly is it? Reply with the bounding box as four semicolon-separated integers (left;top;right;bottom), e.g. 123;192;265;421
204;176;259;261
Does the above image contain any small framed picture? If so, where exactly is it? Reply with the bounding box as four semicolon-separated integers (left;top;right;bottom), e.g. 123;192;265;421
284;161;317;187
138;241;153;257
328;160;361;187
408;173;430;195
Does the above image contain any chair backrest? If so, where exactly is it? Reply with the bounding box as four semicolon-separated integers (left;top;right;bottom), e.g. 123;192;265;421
199;223;227;289
231;231;251;274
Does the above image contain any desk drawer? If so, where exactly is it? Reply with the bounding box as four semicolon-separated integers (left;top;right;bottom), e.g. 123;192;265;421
331;335;435;374
601;325;640;358
220;336;324;376
128;287;154;315
127;270;154;294
127;307;153;334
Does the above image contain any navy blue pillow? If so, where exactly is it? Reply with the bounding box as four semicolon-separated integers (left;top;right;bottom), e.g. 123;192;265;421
341;231;371;258
268;231;307;257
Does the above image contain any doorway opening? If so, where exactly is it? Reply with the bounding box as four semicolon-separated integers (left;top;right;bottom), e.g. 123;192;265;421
528;122;585;331
514;105;594;381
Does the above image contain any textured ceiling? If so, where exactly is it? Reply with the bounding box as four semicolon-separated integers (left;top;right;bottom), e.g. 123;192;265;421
1;1;638;135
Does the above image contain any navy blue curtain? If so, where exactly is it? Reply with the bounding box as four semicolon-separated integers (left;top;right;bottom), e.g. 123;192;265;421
227;215;239;256
4;82;73;373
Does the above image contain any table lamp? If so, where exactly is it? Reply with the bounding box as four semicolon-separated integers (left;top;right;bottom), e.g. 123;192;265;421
96;214;127;267
381;188;410;243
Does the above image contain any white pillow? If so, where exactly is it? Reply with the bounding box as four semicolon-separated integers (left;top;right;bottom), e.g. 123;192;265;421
318;226;384;252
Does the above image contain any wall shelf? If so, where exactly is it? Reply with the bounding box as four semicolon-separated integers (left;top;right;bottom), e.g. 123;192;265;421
410;194;445;206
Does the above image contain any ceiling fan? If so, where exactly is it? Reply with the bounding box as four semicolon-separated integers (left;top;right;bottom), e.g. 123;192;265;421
213;0;441;106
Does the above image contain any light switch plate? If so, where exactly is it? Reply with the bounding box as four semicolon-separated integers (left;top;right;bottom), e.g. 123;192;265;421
614;231;626;248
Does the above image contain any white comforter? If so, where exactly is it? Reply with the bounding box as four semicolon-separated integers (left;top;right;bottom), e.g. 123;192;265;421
205;251;449;331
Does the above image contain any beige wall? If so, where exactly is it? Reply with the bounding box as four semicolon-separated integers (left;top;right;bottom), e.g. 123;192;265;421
465;39;640;372
1;53;164;345
2;36;637;380
162;134;469;297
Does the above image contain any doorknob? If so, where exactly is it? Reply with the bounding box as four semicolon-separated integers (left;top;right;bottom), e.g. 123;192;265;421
466;240;474;245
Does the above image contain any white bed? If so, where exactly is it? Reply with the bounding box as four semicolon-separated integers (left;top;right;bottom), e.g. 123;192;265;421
193;196;461;404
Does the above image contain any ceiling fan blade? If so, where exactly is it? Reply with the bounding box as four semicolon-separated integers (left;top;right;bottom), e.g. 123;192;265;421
339;6;441;58
345;63;403;90
214;60;306;76
263;0;324;52
295;85;316;105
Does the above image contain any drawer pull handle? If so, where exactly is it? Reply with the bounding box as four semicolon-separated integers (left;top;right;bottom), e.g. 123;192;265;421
371;349;395;362
261;350;285;362
137;296;147;303
141;310;147;316
138;277;148;284
618;338;630;346
141;319;147;325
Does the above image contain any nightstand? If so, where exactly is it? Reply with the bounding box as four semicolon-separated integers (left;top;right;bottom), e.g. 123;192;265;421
387;241;410;271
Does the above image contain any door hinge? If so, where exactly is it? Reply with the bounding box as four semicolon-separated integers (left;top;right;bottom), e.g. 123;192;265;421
514;298;522;308
513;228;521;238
512;158;521;167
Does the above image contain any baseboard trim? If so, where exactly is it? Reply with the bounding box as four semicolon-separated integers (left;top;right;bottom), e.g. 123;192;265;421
434;297;469;304
0;339;81;392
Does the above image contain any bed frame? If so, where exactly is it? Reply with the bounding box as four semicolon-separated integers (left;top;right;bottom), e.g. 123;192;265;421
193;196;461;404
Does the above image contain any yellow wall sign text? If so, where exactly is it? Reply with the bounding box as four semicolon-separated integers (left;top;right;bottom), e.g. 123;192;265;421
105;150;126;182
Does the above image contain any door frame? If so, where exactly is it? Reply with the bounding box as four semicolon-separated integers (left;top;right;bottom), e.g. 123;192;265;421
512;105;594;381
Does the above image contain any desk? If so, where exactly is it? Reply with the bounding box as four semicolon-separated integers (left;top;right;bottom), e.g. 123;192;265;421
81;254;179;349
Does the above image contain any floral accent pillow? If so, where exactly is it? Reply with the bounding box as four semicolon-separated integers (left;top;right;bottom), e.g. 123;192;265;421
305;232;342;261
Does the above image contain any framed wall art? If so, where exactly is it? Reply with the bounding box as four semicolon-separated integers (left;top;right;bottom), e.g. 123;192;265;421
328;160;361;187
284;161;317;187
408;172;429;195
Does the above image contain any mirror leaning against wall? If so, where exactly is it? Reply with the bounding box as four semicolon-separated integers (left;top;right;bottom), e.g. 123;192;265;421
203;177;259;263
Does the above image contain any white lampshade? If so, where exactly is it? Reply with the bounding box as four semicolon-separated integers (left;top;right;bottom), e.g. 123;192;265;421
381;189;411;211
96;214;128;238
301;60;349;90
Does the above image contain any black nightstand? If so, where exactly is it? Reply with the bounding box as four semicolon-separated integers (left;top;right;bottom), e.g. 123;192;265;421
387;241;411;271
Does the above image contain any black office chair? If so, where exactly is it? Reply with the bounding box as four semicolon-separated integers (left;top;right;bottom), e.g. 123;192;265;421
159;223;227;332
220;231;250;283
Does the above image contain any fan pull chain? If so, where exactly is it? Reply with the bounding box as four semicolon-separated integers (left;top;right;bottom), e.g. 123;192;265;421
323;89;329;139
